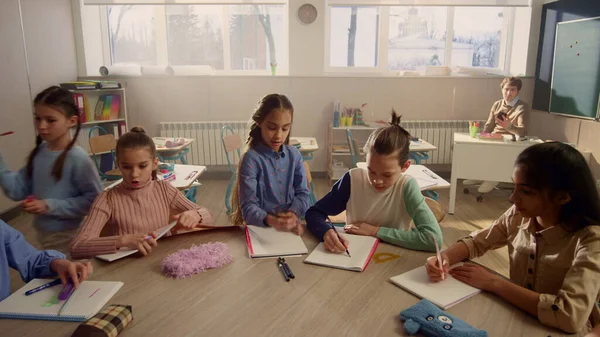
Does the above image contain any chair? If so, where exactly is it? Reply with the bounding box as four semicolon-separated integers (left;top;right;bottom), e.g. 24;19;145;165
157;148;189;164
88;126;122;181
345;129;361;168
425;197;445;223
303;162;317;206
221;125;243;215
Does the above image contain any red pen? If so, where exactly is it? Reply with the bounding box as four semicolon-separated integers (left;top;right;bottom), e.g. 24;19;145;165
0;131;14;137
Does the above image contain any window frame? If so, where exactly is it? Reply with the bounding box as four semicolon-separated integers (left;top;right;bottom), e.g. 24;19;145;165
325;4;517;75
97;3;289;75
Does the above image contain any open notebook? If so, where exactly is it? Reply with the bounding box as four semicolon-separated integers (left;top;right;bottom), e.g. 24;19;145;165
304;227;379;272
0;279;123;322
389;265;481;310
96;221;177;262
245;226;308;258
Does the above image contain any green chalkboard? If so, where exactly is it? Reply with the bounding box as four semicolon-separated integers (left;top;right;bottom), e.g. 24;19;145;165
550;16;600;120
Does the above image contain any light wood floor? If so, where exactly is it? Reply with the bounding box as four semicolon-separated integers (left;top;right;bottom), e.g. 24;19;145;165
7;178;514;292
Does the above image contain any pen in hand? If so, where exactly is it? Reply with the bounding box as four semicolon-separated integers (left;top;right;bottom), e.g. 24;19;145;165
428;232;444;280
327;218;350;257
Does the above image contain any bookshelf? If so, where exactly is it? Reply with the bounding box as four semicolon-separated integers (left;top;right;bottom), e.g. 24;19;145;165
68;87;129;155
327;124;379;181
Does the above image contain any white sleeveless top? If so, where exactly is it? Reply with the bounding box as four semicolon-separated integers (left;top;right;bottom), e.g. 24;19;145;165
345;168;414;230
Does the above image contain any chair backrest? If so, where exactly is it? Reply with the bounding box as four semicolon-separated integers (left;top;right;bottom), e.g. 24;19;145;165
89;134;117;154
303;161;312;188
346;129;360;168
424;197;445;223
221;125;243;173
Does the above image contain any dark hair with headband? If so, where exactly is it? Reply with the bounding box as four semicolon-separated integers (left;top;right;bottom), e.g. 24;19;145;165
363;109;411;165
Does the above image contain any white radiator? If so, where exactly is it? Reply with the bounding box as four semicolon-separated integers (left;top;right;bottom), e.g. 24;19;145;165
160;121;248;166
401;120;484;165
160;120;484;166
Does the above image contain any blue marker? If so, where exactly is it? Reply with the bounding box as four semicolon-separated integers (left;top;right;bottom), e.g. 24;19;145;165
24;278;62;296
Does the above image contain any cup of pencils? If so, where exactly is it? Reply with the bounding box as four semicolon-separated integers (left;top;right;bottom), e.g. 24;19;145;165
469;121;479;138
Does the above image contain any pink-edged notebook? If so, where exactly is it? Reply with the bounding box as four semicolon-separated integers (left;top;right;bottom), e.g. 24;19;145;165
245;226;308;258
303;227;379;272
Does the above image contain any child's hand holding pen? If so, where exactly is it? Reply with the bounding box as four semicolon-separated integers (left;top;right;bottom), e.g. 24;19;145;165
116;231;158;256
266;211;303;235
425;252;450;282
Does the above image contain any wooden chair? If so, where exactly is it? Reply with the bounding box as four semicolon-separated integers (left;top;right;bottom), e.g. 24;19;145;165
88;126;121;181
221;125;243;215
303;161;317;206
425;197;445;223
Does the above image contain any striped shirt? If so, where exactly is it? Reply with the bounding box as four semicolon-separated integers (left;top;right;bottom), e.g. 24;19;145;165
69;179;213;259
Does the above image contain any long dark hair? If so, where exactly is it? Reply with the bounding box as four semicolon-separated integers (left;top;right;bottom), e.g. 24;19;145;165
515;142;600;231
27;86;81;181
229;93;294;225
363;109;411;165
116;126;158;180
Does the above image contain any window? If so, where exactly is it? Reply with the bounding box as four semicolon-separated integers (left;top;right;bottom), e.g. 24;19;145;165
105;4;287;73
108;6;158;65
328;5;519;73
329;6;379;68
388;7;447;71
452;7;505;68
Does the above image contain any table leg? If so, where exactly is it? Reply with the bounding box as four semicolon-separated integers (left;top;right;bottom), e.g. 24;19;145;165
449;173;458;215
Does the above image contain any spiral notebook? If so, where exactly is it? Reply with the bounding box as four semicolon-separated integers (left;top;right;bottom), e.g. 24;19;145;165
0;279;123;322
389;265;481;310
303;227;379;272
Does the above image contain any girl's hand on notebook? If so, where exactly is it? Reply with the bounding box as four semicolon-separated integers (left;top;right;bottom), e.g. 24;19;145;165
22;199;48;214
50;259;93;289
449;262;499;291
173;210;201;229
344;222;378;237
425;253;449;282
323;229;349;254
117;233;158;256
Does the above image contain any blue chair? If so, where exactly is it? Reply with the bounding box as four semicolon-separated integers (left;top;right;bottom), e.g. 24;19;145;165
345;129;361;168
158;148;189;164
221;125;243;215
409;151;429;164
303;162;317;206
88;126;122;181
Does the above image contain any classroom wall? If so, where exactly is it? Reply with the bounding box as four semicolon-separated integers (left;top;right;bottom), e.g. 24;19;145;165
105;76;534;172
0;0;78;214
529;111;600;180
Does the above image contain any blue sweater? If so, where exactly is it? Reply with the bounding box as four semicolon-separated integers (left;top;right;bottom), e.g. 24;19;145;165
0;220;64;301
238;143;310;226
0;144;102;232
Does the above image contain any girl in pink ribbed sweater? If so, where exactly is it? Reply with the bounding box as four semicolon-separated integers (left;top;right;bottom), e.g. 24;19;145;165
69;127;214;259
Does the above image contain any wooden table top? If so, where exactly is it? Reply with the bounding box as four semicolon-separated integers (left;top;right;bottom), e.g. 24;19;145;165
2;226;583;337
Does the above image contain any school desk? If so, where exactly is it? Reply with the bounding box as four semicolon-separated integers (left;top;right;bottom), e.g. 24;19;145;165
449;133;544;215
153;137;195;164
290;136;319;161
1;226;584;337
357;163;450;191
104;164;206;191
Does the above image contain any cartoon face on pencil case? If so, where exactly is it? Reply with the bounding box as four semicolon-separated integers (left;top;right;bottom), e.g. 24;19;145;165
400;300;487;337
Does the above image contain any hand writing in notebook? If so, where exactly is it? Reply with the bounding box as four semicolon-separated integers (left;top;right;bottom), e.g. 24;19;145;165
49;259;93;289
323;228;350;254
116;231;158;256
425;252;449;282
449;263;500;291
344;222;379;237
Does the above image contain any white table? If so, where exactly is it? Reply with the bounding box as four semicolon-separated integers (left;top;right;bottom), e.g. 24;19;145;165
448;132;543;214
409;138;437;152
105;164;207;191
356;163;450;191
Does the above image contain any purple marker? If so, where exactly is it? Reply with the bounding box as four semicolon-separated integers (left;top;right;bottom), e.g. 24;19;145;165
58;280;75;301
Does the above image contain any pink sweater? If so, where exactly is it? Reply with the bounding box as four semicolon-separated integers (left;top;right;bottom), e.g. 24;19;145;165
70;179;213;259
